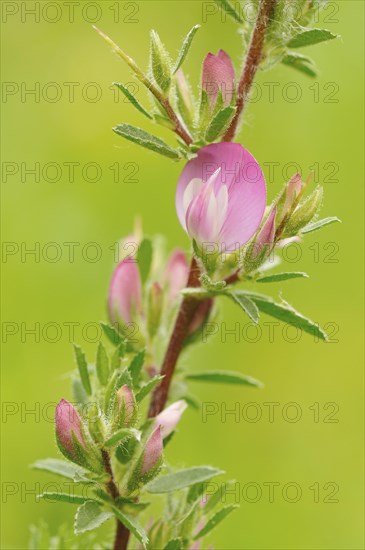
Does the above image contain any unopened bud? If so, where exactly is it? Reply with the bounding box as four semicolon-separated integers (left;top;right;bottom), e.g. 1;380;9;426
116;385;138;428
55;400;86;464
244;207;276;272
128;426;163;492
283;186;323;237
276;173;303;226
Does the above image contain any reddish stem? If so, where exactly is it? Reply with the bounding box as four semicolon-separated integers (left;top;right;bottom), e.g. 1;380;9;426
148;257;201;417
223;0;277;141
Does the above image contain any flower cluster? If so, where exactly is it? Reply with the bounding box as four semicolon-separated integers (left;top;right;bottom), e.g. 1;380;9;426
32;3;340;549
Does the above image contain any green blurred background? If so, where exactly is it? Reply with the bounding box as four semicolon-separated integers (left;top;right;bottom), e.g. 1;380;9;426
1;1;364;548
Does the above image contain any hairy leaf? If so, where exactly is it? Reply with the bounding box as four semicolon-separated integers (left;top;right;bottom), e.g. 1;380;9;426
146;466;224;493
113;124;180;159
288;28;337;48
114;82;152;119
185;370;263;388
173;25;200;73
257;272;309;283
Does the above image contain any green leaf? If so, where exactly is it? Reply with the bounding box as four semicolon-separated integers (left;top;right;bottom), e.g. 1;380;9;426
74;501;113;534
38;492;90;504
113;124;180;160
164;539;184;550
96;342;109;386
282;52;318;78
301;216;341;234
73;345;91;396
150;30;172;93
128;350;145;387
173;25;200;73
204;480;237;513
100;322;124;346
257;272;309;283
31;459;86;481
112;507;149;548
114;82;152;119
137;239;153;284
239;291;328;341
135;375;164;402
146;466;224;494
185;370;263;388
230;292;259;323
105;428;141;448
287;28;338;48
111;341;126;370
205;106;236;142
212;0;244;23
193;504;238;539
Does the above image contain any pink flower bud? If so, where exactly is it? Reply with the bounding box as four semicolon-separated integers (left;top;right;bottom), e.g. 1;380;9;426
55;399;86;459
140;425;163;476
116;384;137;427
255;206;277;249
108;257;142;325
165;249;189;304
244;207;276;272
155;400;187;438
176;143;266;251
277;173;303;224
202;49;235;107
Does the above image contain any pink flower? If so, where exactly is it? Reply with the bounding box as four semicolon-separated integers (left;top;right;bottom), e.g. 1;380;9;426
55;399;86;459
176;143;266;250
165;249;189;303
155;400;187;438
140;426;163;476
108;257;142;324
202;50;235;107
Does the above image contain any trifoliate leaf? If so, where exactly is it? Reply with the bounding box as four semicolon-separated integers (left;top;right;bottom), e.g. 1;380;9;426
236;291;328;341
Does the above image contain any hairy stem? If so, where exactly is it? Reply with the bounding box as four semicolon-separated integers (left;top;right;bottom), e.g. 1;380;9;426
223;0;277;141
148;257;201;417
102;450;130;550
